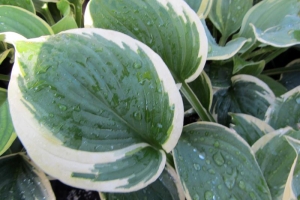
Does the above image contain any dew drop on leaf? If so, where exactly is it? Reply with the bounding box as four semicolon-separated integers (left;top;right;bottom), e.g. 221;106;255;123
193;163;201;171
204;191;214;200
133;111;142;120
193;193;200;200
59;104;67;111
213;151;225;166
199;152;206;160
214;141;220;148
238;180;246;190
296;97;300;104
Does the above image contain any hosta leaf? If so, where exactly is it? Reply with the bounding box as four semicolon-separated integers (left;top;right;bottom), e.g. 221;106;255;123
185;71;213;111
230;113;274;146
100;163;185;200
280;59;300;90
208;0;253;44
184;0;212;18
68;0;84;27
203;20;249;61
212;74;275;126
84;0;208;83
8;28;183;192
233;56;265;75
252;127;299;199
237;0;300;52
257;75;287;97
173;122;271;200
0;5;53;38
283;136;300;199
265;86;300;130
0;0;35;13
0;153;55;199
204;62;233;89
0;88;16;156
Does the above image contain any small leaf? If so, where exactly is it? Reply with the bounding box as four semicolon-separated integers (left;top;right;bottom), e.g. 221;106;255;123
8;28;183;192
252;127;299;199
265;86;300;130
283;136;300;199
100;163;185;200
84;0;208;83
212;74;275;126
173;122;271;200
0;88;16;156
230;113;274;146
237;0;300;52
280;59;300;90
0;0;35;13
0;48;13;65
0;153;55;199
208;0;253;44
0;5;53;38
257;74;287;97
184;0;212;18
203;20;249;61
233;56;265;75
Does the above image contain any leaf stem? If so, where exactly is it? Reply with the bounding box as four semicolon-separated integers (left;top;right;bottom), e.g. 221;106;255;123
242;47;275;60
262;66;300;76
264;48;287;64
219;35;228;46
42;4;56;26
180;81;215;122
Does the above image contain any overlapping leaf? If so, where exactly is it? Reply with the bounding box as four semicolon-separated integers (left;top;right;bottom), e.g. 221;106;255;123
100;163;185;200
265;86;300;130
211;74;275;126
0;153;55;199
84;0;208;83
0;0;35;13
257;75;287;97
8;28;183;192
184;0;212;18
173;122;271;200
280;59;300;90
232;56;265;75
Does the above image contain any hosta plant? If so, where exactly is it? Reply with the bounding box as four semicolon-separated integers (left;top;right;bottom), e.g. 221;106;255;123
1;0;300;199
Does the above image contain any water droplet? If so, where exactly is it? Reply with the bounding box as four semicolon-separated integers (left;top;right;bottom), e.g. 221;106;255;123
208;169;215;174
249;192;257;200
214;141;220;148
296;97;300;104
133;111;142;120
59;104;67;111
204;191;214;200
134;62;142;69
193;194;200;200
199;152;206;160
157;123;162;128
239;181;246;190
73;105;81;112
217;184;222;190
223;168;238;189
193;163;201;171
213;152;225;166
49;113;54;118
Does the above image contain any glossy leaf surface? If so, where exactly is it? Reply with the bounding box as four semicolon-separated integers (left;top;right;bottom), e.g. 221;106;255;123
173;122;271;200
0;0;35;13
84;0;208;83
8;28;183;192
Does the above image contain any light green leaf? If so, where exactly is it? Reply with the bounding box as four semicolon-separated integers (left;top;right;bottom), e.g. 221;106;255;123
212;74;275;126
8;28;183;192
280;59;300;90
0;88;16;156
0;153;55;199
0;5;53;38
0;48;13;65
230;113;274;146
203;20;249;60
84;0;208;83
208;0;253;45
237;0;300;52
68;0;84;27
233;56;265;75
173;122;271;200
185;71;213;111
265;86;300;130
100;163;185;200
252;127;299;199
184;0;212;18
204;61;233;89
283;136;300;199
257;74;287;97
0;0;35;13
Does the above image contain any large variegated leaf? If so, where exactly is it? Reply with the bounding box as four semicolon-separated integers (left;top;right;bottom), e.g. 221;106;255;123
100;163;185;200
211;74;275;126
237;0;300;52
8;28;183;192
0;88;15;156
230;113;274;146
202;20;249;60
252;127;299;199
0;5;53;38
283;136;300;199
208;0;253;45
173;122;271;200
265;86;300;130
84;0;208;83
0;0;35;13
280;59;300;90
184;0;212;18
0;153;55;199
